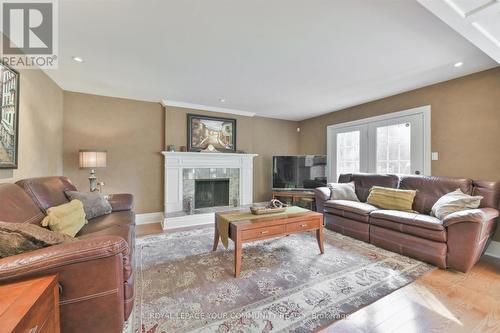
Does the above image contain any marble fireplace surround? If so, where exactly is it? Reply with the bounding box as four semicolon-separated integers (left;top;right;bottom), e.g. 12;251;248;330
162;152;258;228
182;168;240;209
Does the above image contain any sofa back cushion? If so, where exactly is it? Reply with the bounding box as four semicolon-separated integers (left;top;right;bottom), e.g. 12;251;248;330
472;180;500;209
0;183;45;224
16;177;77;213
338;173;399;202
399;175;473;214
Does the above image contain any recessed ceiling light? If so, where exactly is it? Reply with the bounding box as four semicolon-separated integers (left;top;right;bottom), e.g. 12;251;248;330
454;61;463;67
72;56;84;63
219;98;226;103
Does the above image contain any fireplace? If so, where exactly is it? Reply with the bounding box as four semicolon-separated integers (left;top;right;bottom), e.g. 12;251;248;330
162;152;258;227
195;179;230;208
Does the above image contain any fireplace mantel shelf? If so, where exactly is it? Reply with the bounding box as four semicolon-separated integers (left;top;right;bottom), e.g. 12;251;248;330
161;151;258;158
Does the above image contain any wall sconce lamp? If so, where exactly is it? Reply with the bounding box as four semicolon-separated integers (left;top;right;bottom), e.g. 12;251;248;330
79;150;107;192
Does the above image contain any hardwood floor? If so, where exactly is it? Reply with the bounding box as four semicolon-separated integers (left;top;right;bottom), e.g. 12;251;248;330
136;223;500;332
321;256;500;333
136;222;163;237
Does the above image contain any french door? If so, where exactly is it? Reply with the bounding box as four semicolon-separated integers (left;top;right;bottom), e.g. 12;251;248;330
327;107;430;182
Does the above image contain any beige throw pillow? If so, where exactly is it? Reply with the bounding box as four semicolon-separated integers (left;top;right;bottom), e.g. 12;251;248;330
431;189;483;220
327;182;360;202
41;200;88;237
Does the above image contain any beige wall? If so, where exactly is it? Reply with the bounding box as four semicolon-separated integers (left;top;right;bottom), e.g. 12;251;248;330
165;106;300;202
0;69;63;182
63;92;164;214
298;67;500;240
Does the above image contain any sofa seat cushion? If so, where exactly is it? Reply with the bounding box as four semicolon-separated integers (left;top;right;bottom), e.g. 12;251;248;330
370;210;446;242
324;200;379;223
370;225;447;268
77;211;135;235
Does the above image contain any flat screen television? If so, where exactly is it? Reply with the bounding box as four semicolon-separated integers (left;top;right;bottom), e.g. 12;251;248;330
272;155;327;190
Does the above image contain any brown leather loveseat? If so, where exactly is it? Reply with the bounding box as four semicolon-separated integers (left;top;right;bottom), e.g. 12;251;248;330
0;176;135;333
315;173;499;272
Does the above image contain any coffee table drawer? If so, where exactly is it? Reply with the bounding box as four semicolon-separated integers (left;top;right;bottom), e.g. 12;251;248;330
241;225;284;240
286;219;319;233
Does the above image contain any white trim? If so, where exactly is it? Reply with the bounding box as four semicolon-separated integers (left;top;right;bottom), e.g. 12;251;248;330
162;152;258;214
326;105;431;181
136;212;164;225
326;106;431;130
417;0;500;63
485;240;500;259
162;213;214;230
162;151;258;158
161;99;256;117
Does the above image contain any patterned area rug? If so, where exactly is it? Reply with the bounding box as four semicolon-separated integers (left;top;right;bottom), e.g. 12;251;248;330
131;227;434;333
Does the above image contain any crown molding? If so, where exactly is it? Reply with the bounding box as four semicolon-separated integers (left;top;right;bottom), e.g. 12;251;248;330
417;0;500;64
160;99;256;117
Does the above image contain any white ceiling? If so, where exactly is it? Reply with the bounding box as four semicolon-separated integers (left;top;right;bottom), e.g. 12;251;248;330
46;0;498;121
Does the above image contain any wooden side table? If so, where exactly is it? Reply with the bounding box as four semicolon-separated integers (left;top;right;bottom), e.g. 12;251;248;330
0;275;60;333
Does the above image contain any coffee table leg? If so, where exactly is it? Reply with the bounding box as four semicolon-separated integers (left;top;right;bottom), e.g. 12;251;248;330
234;241;242;277
213;221;220;251
316;227;324;254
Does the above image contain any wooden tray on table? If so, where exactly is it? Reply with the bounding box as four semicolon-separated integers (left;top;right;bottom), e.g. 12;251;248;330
250;206;286;215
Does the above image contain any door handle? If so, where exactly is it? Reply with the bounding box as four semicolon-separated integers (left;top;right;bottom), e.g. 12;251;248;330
415;170;421;175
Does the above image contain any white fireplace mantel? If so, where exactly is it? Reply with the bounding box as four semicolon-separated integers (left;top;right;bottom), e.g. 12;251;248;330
162;151;258;217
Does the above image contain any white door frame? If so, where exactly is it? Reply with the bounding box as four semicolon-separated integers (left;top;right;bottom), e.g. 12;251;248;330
326;105;431;182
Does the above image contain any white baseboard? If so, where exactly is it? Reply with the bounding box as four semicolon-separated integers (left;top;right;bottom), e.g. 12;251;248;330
485;240;500;259
162;212;214;230
136;212;164;225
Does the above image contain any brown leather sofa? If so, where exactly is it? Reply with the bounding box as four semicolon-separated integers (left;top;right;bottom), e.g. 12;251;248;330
315;173;499;272
0;176;135;333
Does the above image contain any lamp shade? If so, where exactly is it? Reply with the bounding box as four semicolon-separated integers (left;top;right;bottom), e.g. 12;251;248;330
79;150;107;168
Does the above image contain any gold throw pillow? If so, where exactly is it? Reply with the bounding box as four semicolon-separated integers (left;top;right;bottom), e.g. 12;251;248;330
367;186;417;212
41;200;87;237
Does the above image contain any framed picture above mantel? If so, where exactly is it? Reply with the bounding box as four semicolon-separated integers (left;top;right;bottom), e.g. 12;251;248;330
0;62;20;169
187;114;236;152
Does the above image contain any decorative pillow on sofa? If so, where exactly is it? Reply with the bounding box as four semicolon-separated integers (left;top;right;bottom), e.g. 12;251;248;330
367;186;417;212
327;182;359;201
65;190;112;219
41;200;87;237
0;221;74;258
431;189;483;220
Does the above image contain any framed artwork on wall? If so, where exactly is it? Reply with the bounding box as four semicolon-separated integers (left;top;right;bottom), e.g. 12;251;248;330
187;114;236;152
0;62;20;169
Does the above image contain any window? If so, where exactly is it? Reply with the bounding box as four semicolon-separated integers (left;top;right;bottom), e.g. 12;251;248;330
327;106;430;181
336;130;360;177
376;123;411;174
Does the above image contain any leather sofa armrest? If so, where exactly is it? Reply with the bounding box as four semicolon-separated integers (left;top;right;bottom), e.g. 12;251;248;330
445;208;498;272
0;236;129;333
0;236;128;281
314;187;331;213
443;208;499;227
107;193;134;212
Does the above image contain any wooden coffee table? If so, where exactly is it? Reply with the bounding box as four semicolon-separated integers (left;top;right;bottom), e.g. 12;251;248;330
213;209;324;277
